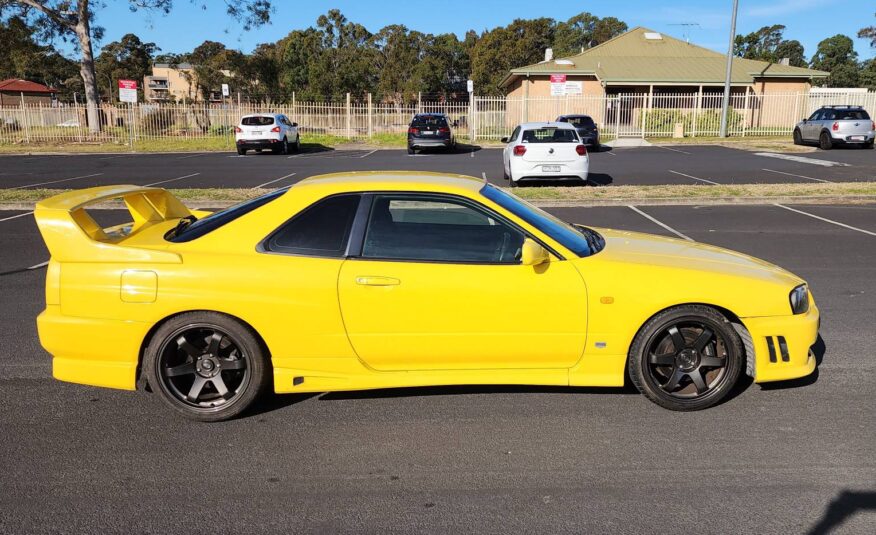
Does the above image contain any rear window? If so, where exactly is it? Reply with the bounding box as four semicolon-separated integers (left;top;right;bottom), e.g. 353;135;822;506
834;109;870;120
242;116;275;126
563;116;596;127
411;115;448;128
521;128;579;143
167;187;287;242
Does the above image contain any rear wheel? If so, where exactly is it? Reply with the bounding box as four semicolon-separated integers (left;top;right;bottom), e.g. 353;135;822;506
274;138;288;155
145;312;270;422
407;146;415;155
865;139;874;149
237;147;247;156
628;305;743;411
793;129;803;145
819;132;833;150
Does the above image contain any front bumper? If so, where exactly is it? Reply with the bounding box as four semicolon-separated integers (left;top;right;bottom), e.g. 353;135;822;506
37;305;149;390
744;301;819;383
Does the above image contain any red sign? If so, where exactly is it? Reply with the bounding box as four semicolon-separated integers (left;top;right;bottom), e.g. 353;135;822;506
118;79;138;90
550;74;567;84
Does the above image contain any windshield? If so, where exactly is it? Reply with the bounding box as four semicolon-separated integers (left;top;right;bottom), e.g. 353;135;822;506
411;115;448;128
564;116;596;128
480;184;602;257
167;187;288;242
522;127;579;143
241;116;274;126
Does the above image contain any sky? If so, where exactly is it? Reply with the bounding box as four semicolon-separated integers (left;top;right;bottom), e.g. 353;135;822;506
75;0;875;60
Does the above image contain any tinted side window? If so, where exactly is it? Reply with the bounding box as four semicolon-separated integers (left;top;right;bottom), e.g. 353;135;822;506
808;111;822;121
411;116;449;128
836;110;870;120
511;126;521;141
362;195;524;263
265;195;361;257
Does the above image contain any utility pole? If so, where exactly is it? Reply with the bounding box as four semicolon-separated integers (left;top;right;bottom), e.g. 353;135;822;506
719;0;739;138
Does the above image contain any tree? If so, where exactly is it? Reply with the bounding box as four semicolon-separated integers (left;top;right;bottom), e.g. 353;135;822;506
0;15;79;96
554;12;627;56
470;18;555;95
0;0;273;132
810;34;859;87
372;24;424;104
95;33;158;103
774;40;806;67
858;12;875;48
733;24;805;66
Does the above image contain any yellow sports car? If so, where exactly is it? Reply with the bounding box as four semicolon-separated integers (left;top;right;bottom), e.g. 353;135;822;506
34;172;819;421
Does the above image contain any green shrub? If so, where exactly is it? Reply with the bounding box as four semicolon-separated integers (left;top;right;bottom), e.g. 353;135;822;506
138;107;178;134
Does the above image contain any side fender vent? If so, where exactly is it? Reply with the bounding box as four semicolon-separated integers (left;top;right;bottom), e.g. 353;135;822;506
765;336;790;363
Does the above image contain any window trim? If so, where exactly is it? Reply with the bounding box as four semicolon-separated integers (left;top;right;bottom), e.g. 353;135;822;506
256;193;362;258
348;191;563;265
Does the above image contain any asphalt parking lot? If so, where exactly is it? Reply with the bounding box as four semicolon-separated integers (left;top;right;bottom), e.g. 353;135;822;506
0;143;874;190
1;202;874;533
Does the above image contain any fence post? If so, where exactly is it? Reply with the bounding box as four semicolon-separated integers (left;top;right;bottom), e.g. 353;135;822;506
741;87;750;137
291;91;296;119
20;95;30;143
470;95;477;143
417;92;422;113
367;93;373;139
345;92;352;139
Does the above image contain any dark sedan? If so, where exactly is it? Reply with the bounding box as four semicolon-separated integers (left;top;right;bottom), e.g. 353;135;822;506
556;114;600;151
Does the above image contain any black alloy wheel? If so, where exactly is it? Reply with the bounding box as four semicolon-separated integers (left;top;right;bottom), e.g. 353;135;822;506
629;305;743;411
145;312;269;421
793;129;803;145
819;132;833;150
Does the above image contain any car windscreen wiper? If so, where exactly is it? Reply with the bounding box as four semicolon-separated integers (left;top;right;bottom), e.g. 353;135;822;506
165;215;197;240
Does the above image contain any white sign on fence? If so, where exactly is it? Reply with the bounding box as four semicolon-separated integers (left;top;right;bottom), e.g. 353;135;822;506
550;74;567;96
467;80;474;93
118;80;138;103
565;81;583;96
221;84;230;97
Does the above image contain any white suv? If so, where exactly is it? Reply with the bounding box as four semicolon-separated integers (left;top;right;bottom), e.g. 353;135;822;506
235;113;300;155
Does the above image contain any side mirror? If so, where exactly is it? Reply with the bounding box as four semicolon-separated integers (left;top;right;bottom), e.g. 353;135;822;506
292;122;298;127
500;136;509;143
801;118;807;123
520;238;549;266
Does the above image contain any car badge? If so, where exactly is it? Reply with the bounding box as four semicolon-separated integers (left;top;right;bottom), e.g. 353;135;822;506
549;148;554;154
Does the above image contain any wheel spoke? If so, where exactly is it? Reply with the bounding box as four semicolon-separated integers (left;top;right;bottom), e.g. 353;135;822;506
206;332;223;355
649;352;675;366
667;326;687;352
219;357;246;370
693;328;714;352
700;355;725;368
661;368;685;392
176;335;201;357
689;369;709;394
186;376;208;401
165;362;196;377
212;375;231;398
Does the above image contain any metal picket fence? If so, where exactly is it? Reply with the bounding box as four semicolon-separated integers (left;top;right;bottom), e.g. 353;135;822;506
1;90;874;147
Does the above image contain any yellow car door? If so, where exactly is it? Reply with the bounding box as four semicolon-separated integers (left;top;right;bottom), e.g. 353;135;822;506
337;193;588;371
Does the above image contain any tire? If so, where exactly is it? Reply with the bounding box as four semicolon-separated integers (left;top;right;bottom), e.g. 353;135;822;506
294;136;301;152
793;129;803;146
509;175;517;188
503;167;510;181
590;143;600;153
819;132;833;150
407;146;415;155
237;147;247;156
144;312;270;422
254;149;262;154
865;139;874;149
274;138;288;155
628;305;743;411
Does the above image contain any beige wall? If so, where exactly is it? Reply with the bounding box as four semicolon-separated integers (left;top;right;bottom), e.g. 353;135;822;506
506;75;604;99
753;78;811;94
145;66;199;102
505;75;605;126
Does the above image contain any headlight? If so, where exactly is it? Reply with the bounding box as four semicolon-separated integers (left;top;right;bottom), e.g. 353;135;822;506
789;284;809;314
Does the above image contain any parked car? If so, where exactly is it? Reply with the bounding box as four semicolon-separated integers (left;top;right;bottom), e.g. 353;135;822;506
234;113;300;155
556;114;600;151
56;118;80;128
407;113;455;154
33;175;819;420
793;105;874;149
502;122;589;187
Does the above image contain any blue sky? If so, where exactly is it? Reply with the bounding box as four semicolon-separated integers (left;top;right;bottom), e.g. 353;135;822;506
81;0;874;60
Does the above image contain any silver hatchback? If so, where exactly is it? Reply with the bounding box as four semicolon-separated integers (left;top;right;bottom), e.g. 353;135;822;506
794;106;874;149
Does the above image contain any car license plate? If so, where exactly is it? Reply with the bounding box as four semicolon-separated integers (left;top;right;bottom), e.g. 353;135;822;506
850;135;865;141
542;165;561;172
422;130;434;135
251;130;262;135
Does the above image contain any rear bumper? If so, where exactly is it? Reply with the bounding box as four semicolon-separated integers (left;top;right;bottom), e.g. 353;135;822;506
409;137;452;149
236;138;282;149
744;302;819;383
510;160;589;183
829;131;874;143
37;305;148;390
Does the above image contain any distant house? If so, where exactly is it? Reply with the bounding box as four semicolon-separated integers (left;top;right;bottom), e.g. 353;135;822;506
145;63;230;103
0;79;57;107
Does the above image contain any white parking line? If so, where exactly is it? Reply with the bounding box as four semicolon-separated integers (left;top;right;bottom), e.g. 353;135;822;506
12;172;103;189
0;211;34;223
754;152;849;167
773;204;876;237
603;150;616;156
762;168;831;183
667;170;719;185
98;155;128;160
176;153;209;160
654;145;692;155
359;149;377;159
28;261;48;270
627;206;693;241
252;172;297;189
145;173;201;187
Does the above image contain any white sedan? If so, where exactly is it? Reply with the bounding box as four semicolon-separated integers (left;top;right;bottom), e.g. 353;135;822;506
501;122;589;187
235;113;300;155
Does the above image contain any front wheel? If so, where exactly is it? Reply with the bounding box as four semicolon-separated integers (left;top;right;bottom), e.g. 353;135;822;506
793;129;803;145
819;132;833;150
294;135;301;152
145;312;270;422
628;305;743;411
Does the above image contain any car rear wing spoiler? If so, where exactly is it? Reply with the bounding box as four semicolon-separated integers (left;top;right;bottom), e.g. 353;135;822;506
34;185;191;264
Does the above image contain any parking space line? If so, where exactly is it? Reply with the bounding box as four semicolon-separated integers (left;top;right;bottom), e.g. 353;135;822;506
667;170;719;185
773;204;876;237
603;150;616;156
359;149;377;159
654;145;692;155
145;173;201;187
0;211;34;223
12;172;103;189
98;155;128;160
754;152;849;167
762;168;831;183
253;173;297;189
28;261;48;270
176;153;209;160
627;206;693;241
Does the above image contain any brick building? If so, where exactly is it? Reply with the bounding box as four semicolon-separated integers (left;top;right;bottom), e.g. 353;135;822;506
0;79;57;107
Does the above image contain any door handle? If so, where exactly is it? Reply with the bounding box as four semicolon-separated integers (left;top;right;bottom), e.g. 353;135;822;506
355;276;400;286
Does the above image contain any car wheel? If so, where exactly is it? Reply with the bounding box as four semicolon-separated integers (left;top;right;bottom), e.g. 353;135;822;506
509;174;517;188
407;146;415;155
793;129;803;145
145;312;270;422
275;138;288;155
864;139;874;149
590;143;600;153
254;149;262;154
237;148;247;156
819;132;833;150
628;305;743;411
294;136;301;152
